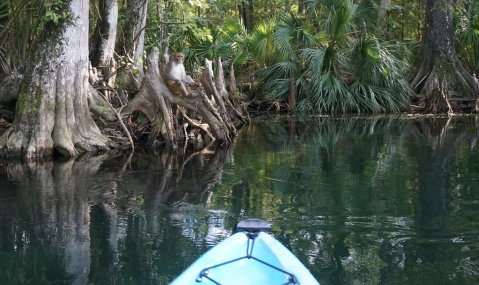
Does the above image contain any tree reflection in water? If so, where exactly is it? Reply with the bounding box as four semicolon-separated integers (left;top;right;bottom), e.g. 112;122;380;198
0;155;105;284
0;117;478;284
0;145;234;284
234;116;479;285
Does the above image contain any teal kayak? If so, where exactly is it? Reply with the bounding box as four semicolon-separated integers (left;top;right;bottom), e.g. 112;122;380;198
170;219;320;285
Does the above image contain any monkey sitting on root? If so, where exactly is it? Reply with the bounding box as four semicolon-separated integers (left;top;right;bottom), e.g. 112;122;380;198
164;52;199;96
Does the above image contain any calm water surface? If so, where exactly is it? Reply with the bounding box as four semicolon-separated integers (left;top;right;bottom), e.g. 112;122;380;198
0;116;478;285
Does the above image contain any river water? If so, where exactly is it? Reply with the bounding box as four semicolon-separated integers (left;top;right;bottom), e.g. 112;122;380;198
0;116;478;285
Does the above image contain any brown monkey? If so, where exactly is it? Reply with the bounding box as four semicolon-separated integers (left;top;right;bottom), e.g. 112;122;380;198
165;53;196;96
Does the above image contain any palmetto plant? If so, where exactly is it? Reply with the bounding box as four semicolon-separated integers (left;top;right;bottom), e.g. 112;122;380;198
455;1;479;74
248;17;278;66
188;17;249;65
254;0;412;114
0;0;9;74
347;37;412;112
167;16;250;78
0;0;46;74
254;13;314;109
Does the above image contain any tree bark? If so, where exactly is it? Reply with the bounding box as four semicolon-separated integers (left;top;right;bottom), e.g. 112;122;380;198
376;0;390;30
118;0;148;88
122;48;239;148
215;58;229;99
228;63;238;94
90;0;118;69
238;0;253;31
201;59;228;116
0;0;110;159
288;71;296;111
411;0;478;113
0;72;22;107
89;0;119;103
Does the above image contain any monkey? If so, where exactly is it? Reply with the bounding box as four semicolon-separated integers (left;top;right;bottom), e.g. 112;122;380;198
165;52;197;96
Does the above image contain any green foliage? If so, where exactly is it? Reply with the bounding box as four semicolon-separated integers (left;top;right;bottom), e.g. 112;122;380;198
0;1;8;27
1;0;469;115
165;14;250;73
142;0;415;114
0;0;9;73
455;1;479;73
274;13;315;59
348;37;412;112
248;17;278;65
251;0;412;114
253;13;313;101
389;1;423;41
0;0;49;72
42;0;71;25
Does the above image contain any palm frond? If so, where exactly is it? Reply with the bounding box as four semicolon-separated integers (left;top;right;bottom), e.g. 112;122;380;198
319;0;356;44
274;13;315;60
347;35;412;112
250;0;413;115
257;60;300;100
307;71;359;114
353;0;377;32
248;17;278;65
455;1;479;71
274;14;295;58
301;48;326;75
259;60;296;83
0;0;47;71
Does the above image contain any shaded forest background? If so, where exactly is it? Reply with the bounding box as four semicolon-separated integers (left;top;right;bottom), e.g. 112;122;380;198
0;0;478;158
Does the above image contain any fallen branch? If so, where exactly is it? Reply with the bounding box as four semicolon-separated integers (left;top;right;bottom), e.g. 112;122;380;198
97;91;135;151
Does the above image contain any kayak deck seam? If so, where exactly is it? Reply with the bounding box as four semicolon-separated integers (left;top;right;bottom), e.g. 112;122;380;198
195;232;299;285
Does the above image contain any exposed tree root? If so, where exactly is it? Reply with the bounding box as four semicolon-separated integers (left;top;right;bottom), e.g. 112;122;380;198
95;91;134;151
122;47;246;149
0;58;111;159
0;48;247;158
411;57;478;113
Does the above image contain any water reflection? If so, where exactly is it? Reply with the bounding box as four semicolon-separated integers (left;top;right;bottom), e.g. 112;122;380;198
0;116;478;284
0;156;106;284
0;145;234;284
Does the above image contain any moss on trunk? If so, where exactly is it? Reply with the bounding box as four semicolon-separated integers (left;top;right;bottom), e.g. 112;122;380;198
0;0;110;159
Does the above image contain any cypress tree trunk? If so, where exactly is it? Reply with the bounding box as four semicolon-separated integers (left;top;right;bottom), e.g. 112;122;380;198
411;0;478;113
0;0;110;159
90;0;118;69
238;0;253;31
123;48;240;147
89;0;119;103
238;1;246;30
247;0;254;30
118;0;148;88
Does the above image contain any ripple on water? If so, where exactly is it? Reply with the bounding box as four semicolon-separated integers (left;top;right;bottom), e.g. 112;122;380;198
169;203;231;247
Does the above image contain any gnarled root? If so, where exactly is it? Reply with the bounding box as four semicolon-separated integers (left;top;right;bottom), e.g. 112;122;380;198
122;47;243;149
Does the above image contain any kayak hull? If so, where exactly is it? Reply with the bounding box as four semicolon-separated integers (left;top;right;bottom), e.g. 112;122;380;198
171;231;319;285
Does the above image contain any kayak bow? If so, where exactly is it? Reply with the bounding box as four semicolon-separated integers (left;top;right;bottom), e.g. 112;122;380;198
171;219;319;285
